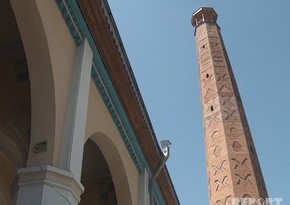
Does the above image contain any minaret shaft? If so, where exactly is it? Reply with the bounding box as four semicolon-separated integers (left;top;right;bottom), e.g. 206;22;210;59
192;8;267;204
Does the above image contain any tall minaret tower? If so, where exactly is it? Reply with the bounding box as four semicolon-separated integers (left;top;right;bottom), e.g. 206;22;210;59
191;7;268;204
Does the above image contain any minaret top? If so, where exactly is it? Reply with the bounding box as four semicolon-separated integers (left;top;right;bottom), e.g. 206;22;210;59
191;7;218;27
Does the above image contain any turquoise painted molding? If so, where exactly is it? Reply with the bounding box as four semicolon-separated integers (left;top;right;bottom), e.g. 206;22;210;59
56;0;83;45
55;0;166;204
91;64;143;172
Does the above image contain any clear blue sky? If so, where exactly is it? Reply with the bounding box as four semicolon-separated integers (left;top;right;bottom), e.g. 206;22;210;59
108;1;290;204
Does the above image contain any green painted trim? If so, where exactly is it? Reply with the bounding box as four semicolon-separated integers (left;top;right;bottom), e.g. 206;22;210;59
55;0;166;204
56;0;84;45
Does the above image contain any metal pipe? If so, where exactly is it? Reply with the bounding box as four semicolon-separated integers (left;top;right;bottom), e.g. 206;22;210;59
149;140;171;205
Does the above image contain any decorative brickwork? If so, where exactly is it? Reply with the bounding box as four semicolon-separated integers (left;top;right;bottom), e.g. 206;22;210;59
192;7;268;205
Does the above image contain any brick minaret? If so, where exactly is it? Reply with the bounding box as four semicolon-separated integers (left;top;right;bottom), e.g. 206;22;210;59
191;7;268;204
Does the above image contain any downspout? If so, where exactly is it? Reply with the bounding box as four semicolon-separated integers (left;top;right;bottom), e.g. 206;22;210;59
149;140;171;205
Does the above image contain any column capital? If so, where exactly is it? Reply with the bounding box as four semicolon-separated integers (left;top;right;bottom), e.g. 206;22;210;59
191;7;218;27
16;165;84;205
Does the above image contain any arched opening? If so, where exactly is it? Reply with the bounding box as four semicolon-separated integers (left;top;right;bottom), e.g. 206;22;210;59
80;139;118;205
0;0;31;204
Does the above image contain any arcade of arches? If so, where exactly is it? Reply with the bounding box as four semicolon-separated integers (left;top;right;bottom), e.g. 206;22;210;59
0;0;179;204
0;1;130;204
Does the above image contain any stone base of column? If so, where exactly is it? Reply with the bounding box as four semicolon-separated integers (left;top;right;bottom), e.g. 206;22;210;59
16;165;84;205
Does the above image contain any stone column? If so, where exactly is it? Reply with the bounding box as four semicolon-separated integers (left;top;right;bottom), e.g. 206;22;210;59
60;38;93;181
191;7;268;205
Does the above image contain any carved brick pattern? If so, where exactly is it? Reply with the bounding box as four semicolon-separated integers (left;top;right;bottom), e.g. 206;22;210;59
218;84;232;93
203;97;219;117
232;141;243;152
216;195;232;205
211;131;219;140
202;73;214;88
200;61;213;73
214;175;228;191
200;56;211;66
204;112;221;128
212;160;226;175
216;72;228;82
242;194;252;198
223;110;240;121
210;42;220;47
211;49;223;57
235;173;252;185
241;194;258;205
221;96;236;107
204;88;216;100
229;126;239;137
232;158;249;170
213;146;222;158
